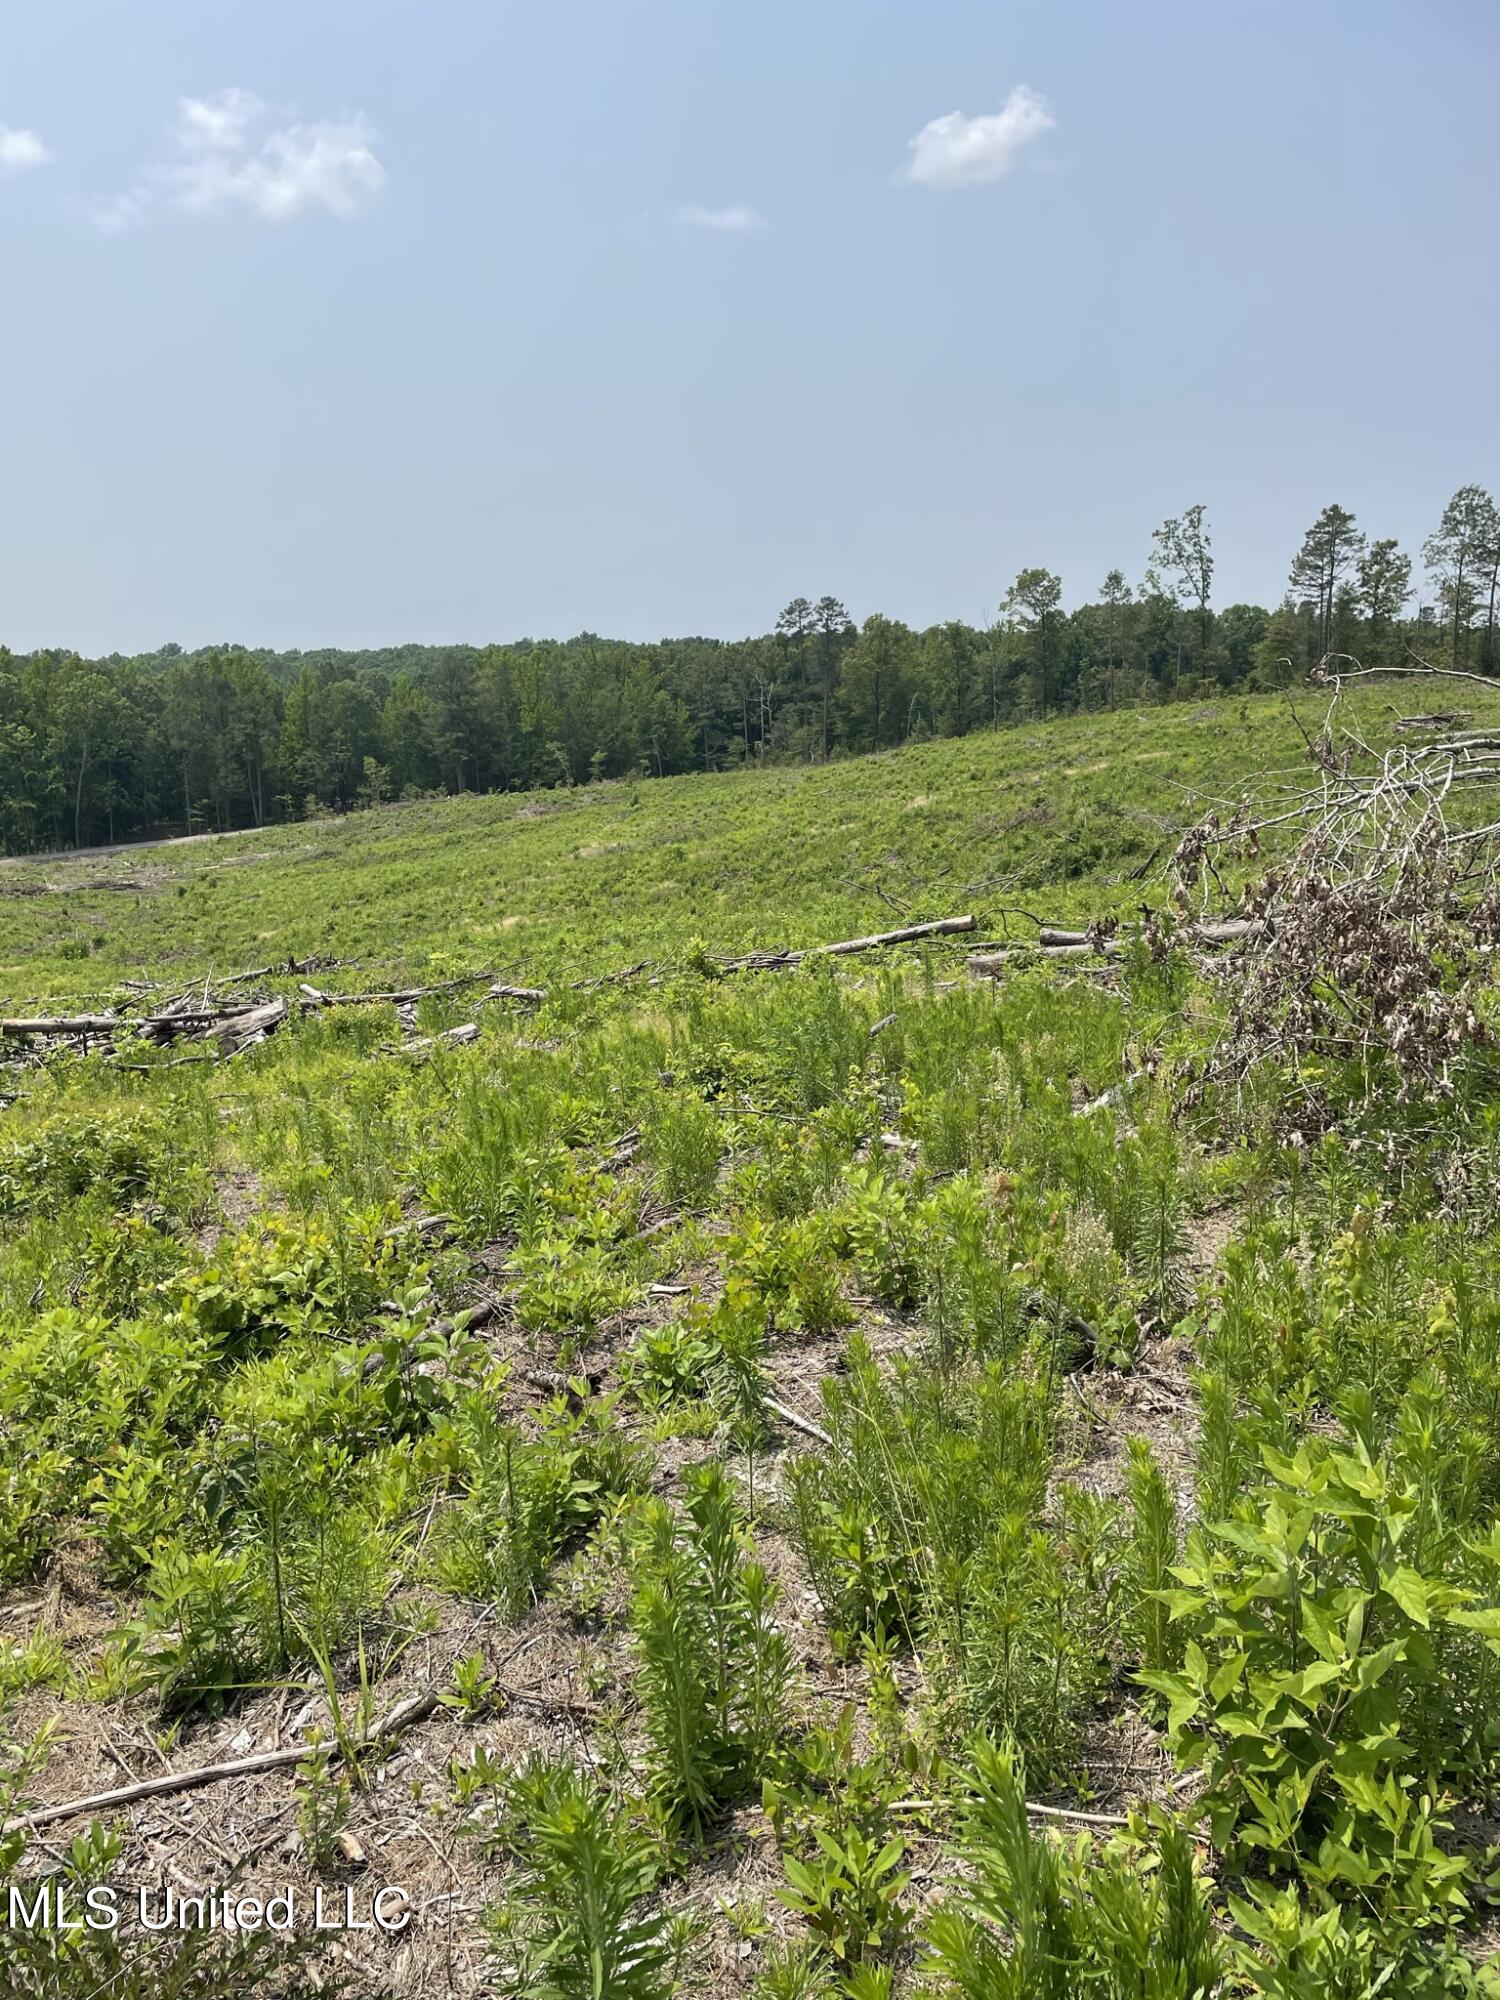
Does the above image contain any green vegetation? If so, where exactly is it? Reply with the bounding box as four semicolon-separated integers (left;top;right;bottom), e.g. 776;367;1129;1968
6;681;1500;1994
12;680;1500;1006
4;487;1498;853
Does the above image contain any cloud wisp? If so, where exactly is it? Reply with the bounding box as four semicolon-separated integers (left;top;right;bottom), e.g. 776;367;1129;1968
903;84;1054;190
0;123;52;173
90;88;385;230
672;203;767;233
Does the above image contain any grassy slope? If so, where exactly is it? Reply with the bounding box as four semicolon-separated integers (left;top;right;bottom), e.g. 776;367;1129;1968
11;683;1495;1002
5;680;1500;1994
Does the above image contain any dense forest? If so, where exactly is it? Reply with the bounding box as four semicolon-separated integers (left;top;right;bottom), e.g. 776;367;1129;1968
4;487;1499;854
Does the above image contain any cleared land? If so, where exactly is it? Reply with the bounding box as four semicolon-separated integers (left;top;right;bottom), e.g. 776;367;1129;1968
3;684;1500;1999
0;688;1432;1002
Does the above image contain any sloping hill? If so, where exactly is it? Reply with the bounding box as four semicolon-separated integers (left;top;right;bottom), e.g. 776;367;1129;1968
10;685;1495;1002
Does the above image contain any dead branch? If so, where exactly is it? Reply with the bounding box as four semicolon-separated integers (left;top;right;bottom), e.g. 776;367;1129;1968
764;1394;833;1447
3;1684;438;1836
487;982;549;1004
968;918;1262;976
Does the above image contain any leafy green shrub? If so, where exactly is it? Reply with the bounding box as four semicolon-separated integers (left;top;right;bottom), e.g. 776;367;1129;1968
180;1209;415;1355
113;1444;398;1708
623;1282;771;1448
115;1545;257;1710
763;1712;913;1976
511;1236;637;1340
0;1305;213;1583
1140;1423;1500;1947
726;1216;850;1337
624;1317;717;1412
0;1109;188;1217
436;1389;596;1613
839;1167;922;1310
779;1822;910;1973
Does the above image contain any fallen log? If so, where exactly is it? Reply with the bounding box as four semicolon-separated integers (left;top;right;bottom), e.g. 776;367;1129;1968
200;996;287;1053
487;982;549;1003
816;915;976;956
969;916;1265;976
720;915;976;974
1;1002;270;1041
301;970;496;1008
2;1014;121;1037
405;1021;480;1052
969;942;1106;972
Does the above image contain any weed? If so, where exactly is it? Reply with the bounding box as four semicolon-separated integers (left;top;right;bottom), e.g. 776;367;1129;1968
629;1461;790;1828
485;1757;686;2000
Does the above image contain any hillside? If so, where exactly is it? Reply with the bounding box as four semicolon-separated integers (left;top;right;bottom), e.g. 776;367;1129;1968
10;684;1500;1005
3;684;1500;1999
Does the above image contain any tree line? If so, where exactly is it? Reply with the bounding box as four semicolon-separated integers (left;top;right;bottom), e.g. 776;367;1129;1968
3;486;1499;854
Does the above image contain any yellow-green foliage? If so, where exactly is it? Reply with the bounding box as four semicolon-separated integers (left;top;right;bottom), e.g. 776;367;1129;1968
4;697;1500;1995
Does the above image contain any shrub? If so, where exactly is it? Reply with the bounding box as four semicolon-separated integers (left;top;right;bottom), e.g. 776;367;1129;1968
1140;1423;1500;1946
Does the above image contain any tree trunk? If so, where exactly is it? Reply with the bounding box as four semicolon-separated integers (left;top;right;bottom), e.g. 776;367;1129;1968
73;734;90;849
1453;558;1466;669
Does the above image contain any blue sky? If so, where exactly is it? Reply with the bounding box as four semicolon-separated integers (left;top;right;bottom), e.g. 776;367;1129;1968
2;0;1496;655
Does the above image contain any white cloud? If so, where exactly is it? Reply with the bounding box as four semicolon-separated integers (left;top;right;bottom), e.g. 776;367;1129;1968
672;203;766;232
167;115;385;220
87;87;385;230
175;88;266;153
0;123;51;173
903;84;1053;189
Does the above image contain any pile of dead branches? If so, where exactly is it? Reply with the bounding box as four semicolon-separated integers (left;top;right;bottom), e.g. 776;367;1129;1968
1175;657;1500;1126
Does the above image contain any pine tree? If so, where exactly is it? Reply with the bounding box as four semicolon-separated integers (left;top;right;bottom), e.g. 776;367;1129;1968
1288;504;1365;662
1422;486;1498;669
1355;538;1412;665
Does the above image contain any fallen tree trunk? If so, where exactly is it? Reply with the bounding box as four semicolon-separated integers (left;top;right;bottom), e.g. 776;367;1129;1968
2;1002;269;1041
202;996;287;1052
300;970;495;1008
816;915;977;956
720;915;976;974
405;1021;480;1052
969;916;1265;977
2;1014;122;1037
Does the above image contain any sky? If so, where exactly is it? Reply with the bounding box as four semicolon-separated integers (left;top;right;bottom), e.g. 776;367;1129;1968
2;0;1497;657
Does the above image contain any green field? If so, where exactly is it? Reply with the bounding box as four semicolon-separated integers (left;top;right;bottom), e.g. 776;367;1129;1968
4;685;1500;2000
2;686;1439;1002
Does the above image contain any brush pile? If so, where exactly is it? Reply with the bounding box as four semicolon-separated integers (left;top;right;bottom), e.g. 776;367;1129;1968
1177;659;1500;1131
